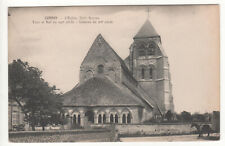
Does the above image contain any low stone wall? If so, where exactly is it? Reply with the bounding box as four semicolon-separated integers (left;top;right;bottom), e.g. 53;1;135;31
9;129;117;142
116;123;197;136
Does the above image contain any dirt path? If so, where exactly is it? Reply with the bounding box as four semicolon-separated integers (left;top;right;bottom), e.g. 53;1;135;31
120;134;219;142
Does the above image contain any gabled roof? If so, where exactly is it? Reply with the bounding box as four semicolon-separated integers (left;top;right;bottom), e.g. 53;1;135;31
62;77;146;107
134;19;159;39
81;34;138;85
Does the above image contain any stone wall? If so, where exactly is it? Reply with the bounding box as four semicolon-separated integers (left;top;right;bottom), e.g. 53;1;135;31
9;129;117;142
79;34;122;84
116;124;196;136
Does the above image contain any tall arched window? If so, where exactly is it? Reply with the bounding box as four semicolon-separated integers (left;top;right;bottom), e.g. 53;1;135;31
115;114;118;123
138;44;146;57
103;114;106;124
122;114;126;124
149;68;153;79
141;68;145;79
98;114;102;124
127;113;131;124
78;115;81;125
97;64;104;74
147;44;155;55
73;115;76;124
110;114;114;123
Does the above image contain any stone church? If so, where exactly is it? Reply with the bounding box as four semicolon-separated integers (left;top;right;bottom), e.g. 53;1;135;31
62;19;174;127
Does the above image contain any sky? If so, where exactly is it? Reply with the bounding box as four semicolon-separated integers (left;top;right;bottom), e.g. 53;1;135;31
8;5;220;114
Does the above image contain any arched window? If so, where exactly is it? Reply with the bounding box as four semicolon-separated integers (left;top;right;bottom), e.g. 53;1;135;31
85;70;93;79
122;114;126;124
147;44;155;55
103;114;106;124
110;114;114;123
141;68;145;79
127;113;131;124
97;64;104;74
115;114;118;123
73;115;76;124
149;68;153;79
78;115;81;125
98;114;102;124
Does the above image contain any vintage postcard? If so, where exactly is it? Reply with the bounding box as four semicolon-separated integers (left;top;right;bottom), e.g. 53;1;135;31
8;5;220;142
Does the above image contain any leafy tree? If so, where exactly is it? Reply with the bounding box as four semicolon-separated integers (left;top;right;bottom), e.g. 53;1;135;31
181;111;192;122
192;113;205;122
165;110;173;121
203;113;211;122
9;59;63;131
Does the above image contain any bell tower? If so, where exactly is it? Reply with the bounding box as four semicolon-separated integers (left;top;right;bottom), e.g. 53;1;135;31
128;19;174;114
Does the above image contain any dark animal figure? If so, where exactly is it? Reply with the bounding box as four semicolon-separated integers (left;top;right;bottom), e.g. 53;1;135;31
191;123;211;137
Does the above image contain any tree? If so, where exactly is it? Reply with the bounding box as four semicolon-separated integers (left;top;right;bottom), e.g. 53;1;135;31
181;111;192;122
165;110;173;121
9;59;63;131
192;113;205;122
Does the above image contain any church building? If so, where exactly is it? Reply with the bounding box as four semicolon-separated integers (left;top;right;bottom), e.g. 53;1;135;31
62;19;174;127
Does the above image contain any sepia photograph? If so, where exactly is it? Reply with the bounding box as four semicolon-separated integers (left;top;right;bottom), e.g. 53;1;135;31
7;5;220;142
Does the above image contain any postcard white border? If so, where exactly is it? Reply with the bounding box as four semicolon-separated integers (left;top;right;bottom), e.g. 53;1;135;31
0;0;224;146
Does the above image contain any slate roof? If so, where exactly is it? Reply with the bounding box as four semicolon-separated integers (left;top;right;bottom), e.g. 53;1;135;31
62;77;146;107
134;19;159;39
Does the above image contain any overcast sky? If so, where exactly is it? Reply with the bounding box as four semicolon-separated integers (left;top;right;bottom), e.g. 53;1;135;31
8;5;219;113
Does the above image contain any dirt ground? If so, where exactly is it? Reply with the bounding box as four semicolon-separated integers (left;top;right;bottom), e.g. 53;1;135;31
120;133;220;142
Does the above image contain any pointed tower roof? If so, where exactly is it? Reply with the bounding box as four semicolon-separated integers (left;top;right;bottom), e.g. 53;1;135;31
134;19;159;39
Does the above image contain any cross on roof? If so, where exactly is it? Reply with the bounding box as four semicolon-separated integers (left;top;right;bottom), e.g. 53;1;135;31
146;7;151;19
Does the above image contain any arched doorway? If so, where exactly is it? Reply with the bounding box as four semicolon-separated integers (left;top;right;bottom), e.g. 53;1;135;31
85;110;94;123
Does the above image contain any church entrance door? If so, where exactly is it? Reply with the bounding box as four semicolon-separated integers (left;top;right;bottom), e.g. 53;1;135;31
85;110;94;123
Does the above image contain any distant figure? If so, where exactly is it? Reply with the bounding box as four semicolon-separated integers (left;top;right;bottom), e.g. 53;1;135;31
191;123;211;137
